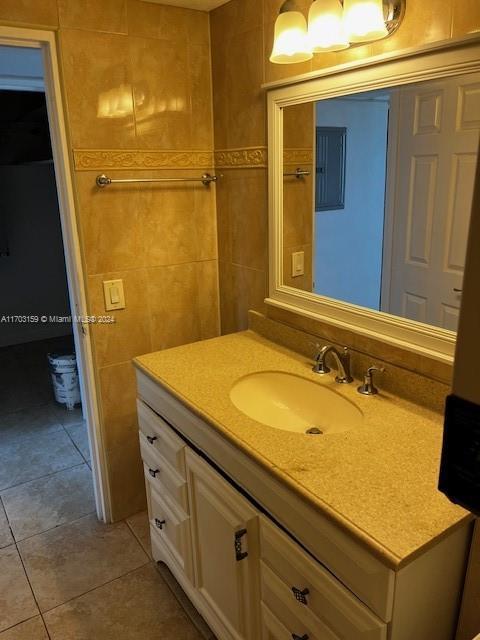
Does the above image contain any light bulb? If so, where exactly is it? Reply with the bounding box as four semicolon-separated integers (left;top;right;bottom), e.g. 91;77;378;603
270;10;313;64
308;0;349;52
343;0;388;43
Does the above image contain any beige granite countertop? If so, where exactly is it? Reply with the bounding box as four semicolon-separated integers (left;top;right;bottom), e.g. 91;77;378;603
134;330;470;569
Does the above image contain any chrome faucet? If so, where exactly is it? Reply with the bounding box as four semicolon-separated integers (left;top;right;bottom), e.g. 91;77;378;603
312;345;353;384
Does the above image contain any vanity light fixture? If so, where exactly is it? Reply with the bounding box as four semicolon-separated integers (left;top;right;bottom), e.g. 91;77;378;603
308;0;349;52
343;0;388;42
269;1;313;64
270;0;405;64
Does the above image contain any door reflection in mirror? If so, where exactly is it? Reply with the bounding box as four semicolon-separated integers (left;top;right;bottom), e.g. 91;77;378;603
282;72;480;332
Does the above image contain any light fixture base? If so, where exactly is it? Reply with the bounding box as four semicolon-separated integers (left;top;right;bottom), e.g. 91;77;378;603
383;0;406;38
279;0;302;13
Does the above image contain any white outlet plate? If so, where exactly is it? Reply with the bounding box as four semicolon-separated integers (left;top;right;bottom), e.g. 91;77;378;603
291;251;305;277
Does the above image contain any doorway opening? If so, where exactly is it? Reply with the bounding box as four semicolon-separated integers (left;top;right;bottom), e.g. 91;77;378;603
313;91;390;309
0;30;109;536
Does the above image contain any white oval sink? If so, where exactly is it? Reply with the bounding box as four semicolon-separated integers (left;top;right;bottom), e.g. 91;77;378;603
230;371;363;435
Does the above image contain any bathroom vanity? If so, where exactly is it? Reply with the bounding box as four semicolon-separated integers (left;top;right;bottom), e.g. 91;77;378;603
134;331;472;640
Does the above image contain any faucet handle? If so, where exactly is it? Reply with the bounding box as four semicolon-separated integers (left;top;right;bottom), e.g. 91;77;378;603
357;366;385;395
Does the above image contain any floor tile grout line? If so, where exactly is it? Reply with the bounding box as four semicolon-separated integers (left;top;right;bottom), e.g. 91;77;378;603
5;495;142;634
3;514;157;632
0;613;43;637
40;557;153;619
125;517;152;558
61;421;91;466
12;507;97;546
14;539;44;628
14;510;101;547
0;409;82;453
15;515;150;623
0;494;15;545
40;613;53;640
5;506;132;552
38;517;152;617
0;461;87;495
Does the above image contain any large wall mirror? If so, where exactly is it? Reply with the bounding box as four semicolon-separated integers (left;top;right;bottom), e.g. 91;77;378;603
267;37;480;362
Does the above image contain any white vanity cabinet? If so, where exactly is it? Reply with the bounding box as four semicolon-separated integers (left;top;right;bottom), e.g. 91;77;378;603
137;393;388;640
136;371;472;640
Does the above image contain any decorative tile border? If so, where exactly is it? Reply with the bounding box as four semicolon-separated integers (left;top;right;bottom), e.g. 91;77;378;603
214;147;268;169
73;146;314;172
214;147;313;169
74;149;214;171
283;148;314;165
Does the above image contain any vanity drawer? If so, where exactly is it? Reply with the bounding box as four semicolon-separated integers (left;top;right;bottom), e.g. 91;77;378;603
260;594;334;640
137;399;186;479
140;433;189;513
260;517;386;640
148;484;193;579
261;600;317;640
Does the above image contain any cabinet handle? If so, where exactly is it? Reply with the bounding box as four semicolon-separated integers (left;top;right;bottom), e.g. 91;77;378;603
149;468;160;478
292;635;309;640
155;518;166;530
234;528;248;561
147;435;158;444
291;586;310;605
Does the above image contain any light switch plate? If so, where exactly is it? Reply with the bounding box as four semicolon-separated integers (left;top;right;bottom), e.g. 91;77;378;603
103;279;125;311
291;251;305;277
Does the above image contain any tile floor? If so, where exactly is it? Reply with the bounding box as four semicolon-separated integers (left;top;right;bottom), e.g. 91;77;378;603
0;338;205;638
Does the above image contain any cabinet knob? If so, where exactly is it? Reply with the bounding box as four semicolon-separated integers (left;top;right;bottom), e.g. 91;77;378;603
155;518;166;530
291;586;309;605
149;468;160;478
291;634;309;640
147;435;157;444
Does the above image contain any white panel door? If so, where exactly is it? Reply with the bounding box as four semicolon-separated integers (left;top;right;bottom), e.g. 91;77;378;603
186;448;260;640
385;73;480;330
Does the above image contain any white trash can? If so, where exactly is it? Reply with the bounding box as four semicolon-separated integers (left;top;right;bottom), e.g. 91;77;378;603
48;352;81;411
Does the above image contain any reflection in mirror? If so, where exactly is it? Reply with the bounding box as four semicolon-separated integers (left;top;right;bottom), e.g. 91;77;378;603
282;72;480;332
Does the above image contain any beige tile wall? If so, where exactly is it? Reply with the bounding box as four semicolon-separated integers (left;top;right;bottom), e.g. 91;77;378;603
210;1;266;333
283;102;314;292
0;0;219;521
210;0;480;371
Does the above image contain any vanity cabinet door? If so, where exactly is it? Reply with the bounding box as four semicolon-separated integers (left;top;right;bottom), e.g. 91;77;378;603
186;448;260;640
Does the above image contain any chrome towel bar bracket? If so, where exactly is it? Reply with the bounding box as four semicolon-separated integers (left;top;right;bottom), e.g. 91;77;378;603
95;173;219;188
